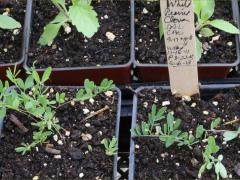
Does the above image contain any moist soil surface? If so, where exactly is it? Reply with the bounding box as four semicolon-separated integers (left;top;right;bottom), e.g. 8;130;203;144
134;87;240;179
0;88;119;179
135;0;238;64
28;0;130;69
0;0;26;64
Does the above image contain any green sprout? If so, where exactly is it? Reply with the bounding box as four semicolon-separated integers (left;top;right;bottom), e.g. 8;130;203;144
101;137;118;156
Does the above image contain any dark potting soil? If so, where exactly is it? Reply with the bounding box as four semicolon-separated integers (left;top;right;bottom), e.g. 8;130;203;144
134;87;240;179
0;0;26;64
0;88;118;179
135;0;238;64
28;0;130;69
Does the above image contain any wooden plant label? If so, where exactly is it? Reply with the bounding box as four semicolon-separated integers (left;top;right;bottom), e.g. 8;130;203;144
160;0;199;96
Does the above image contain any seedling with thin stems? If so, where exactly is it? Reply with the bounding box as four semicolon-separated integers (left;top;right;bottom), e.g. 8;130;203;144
133;105;239;179
0;65;115;154
198;136;228;180
38;0;99;45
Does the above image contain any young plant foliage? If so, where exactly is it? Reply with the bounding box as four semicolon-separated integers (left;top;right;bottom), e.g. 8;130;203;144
38;0;99;45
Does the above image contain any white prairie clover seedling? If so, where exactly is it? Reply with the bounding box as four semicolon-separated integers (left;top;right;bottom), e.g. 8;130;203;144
38;0;99;45
132;104;204;148
198;136;228;180
0;66;115;155
101;136;118;156
158;0;240;61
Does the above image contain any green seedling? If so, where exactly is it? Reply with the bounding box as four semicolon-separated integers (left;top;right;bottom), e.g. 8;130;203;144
38;0;99;45
101;137;118;156
0;65;115;155
0;14;21;30
198;136;228;180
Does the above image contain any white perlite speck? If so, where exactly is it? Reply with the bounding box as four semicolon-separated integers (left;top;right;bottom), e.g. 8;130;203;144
212;101;218;106
135;144;140;149
83;108;90;114
53;135;58;142
191;102;196;108
182;96;191;102
64;26;71;34
227;41;233;46
79;173;84;178
54;155;61;159
104;15;109;19
105;91;113;97
85;123;91;127
203;111;209;115
89;98;94;104
142;8;148;14
57;140;63;145
106;32;116;41
65;131;70;136
162;101;170;106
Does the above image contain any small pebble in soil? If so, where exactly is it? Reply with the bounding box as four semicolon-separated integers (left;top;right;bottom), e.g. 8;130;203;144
105;91;113;97
79;173;84;178
212;101;218;106
98;39;103;43
189;130;193;134
191;102;196;107
3;48;8;52
198;34;202;38
81;133;92;141
84;39;88;43
222;141;227;145
98;131;103;136
139;39;142;42
43;163;47;167
65;58;69;62
65;131;70;136
85;123;91;127
154;97;158;103
142;7;148;14
57;140;63;145
161;153;165;158
83;108;90;114
54;155;61;159
104;14;109;19
35;147;39;152
238;151;240;154
229;174;233;178
162;101;170;106
152;89;156;93
156;158;159;163
53;134;58;142
69;147;83;160
106;32;116;41
227;41;233;46
203;111;209;115
175;162;180;166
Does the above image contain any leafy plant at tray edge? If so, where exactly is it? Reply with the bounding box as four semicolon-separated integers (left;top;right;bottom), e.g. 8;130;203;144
0;65;115;154
0;14;21;29
38;0;99;45
158;0;240;61
132;105;240;179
